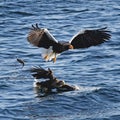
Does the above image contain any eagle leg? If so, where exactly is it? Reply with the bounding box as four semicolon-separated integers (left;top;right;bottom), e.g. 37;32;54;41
52;53;56;63
44;55;49;61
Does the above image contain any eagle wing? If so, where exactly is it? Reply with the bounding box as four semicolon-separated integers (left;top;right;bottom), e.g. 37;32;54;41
70;27;111;49
27;24;58;49
31;66;53;79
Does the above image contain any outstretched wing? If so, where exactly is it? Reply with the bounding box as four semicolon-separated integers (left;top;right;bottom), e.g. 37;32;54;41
70;27;111;49
27;24;58;49
31;66;54;79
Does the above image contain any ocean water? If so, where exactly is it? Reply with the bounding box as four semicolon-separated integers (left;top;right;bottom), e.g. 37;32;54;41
0;0;120;120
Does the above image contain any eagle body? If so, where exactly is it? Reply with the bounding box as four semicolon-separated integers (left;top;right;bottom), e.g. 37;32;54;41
31;66;78;93
27;24;111;62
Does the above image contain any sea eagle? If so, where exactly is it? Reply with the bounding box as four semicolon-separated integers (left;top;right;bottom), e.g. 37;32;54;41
31;66;77;92
27;24;111;62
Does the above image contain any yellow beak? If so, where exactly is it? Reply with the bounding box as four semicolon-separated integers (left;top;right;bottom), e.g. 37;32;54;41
69;45;74;49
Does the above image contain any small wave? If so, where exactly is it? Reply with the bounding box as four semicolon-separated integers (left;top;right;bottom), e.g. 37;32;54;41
78;86;101;93
62;85;101;97
10;11;34;16
62;8;89;13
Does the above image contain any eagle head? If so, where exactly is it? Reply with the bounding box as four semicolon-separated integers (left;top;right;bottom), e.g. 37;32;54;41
62;43;74;51
68;44;74;49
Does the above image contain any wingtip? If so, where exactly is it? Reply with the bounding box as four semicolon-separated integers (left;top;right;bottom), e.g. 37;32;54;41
48;68;52;73
99;27;111;33
99;27;111;40
31;23;41;30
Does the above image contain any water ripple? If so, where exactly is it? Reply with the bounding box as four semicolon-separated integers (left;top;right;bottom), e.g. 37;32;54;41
0;0;120;119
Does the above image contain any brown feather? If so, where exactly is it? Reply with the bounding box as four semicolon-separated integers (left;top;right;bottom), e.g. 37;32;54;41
27;29;44;46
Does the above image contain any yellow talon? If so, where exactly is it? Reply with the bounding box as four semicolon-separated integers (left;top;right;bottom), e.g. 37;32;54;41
52;53;57;63
52;57;56;63
44;55;48;61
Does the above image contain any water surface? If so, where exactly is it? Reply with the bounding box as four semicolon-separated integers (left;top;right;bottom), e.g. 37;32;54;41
0;0;120;120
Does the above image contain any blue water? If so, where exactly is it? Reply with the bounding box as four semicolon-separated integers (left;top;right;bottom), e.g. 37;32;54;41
0;0;120;120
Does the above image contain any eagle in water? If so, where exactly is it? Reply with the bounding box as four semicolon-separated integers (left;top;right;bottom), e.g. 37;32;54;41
27;24;111;63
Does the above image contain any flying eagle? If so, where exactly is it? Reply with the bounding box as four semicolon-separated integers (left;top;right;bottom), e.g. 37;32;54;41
27;24;111;62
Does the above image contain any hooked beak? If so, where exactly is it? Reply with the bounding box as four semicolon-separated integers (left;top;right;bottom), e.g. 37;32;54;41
69;45;74;49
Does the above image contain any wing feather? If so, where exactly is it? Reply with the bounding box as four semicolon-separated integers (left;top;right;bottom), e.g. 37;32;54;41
31;66;53;79
27;24;58;49
70;27;111;49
